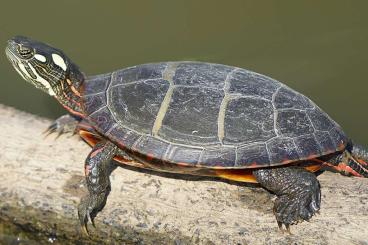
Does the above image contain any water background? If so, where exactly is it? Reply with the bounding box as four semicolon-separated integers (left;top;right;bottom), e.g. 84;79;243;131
1;1;367;144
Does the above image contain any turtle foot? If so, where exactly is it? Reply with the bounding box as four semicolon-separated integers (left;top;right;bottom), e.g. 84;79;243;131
254;167;321;233
44;114;79;138
273;177;321;232
78;190;109;235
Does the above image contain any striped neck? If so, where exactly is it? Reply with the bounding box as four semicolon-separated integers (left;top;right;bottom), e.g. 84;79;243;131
54;67;85;118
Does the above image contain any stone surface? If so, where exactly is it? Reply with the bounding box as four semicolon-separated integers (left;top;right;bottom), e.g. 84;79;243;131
0;104;367;244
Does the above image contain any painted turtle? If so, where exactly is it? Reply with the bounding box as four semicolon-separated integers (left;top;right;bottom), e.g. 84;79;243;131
5;36;368;234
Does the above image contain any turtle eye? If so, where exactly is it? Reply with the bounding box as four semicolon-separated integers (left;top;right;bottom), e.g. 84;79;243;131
17;45;33;59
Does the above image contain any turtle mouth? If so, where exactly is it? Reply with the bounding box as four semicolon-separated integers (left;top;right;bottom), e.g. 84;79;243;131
5;46;31;81
5;46;18;63
5;45;55;95
6;41;21;60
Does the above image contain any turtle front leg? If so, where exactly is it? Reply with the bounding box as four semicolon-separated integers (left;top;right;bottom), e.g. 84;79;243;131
44;114;80;137
78;140;117;235
253;166;321;232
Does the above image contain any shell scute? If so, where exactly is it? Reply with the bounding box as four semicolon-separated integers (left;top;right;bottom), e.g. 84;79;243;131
276;109;314;137
223;97;275;144
274;86;313;110
83;93;106;116
228;69;279;99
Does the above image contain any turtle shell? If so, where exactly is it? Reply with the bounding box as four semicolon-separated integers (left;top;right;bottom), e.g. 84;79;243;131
82;62;348;169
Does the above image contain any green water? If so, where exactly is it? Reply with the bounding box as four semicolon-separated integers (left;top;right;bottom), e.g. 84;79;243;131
0;0;368;242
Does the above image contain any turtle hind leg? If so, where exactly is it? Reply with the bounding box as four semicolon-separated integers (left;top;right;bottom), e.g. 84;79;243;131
44;114;80;137
78;140;117;235
253;166;321;231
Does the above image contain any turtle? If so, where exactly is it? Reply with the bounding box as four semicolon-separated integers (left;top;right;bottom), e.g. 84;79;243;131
5;36;368;234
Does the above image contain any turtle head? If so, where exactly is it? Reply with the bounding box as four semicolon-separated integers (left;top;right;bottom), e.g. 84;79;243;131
5;36;84;116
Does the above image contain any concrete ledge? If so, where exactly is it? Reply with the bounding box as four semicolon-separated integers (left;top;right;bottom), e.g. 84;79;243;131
0;104;367;244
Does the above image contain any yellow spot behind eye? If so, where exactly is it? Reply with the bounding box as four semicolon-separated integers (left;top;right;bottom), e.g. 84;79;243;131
52;53;67;71
34;54;46;62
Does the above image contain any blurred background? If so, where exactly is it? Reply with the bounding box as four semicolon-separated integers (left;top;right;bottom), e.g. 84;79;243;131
0;0;367;145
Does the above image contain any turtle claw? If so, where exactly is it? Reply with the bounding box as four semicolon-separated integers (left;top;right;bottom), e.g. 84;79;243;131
43;114;79;138
78;190;108;236
277;221;292;235
285;224;291;235
79;212;96;236
90;216;96;228
43;122;58;137
81;223;90;236
78;200;93;236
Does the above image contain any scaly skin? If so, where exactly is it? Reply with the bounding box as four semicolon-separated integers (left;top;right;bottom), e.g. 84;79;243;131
253;166;321;232
78;140;117;235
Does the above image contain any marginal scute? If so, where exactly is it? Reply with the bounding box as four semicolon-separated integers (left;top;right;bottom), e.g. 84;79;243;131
107;124;141;149
314;131;335;152
224;97;275;144
236;143;270;167
200;147;236;167
166;145;202;165
159;86;223;146
132;136;170;160
109;79;169;134
266;137;299;163
329;127;347;149
294;135;322;159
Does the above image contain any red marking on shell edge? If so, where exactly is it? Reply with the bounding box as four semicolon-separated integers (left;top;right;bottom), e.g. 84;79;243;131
306;154;319;160
325;149;334;154
146;153;154;161
177;162;190;167
281;158;292;164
